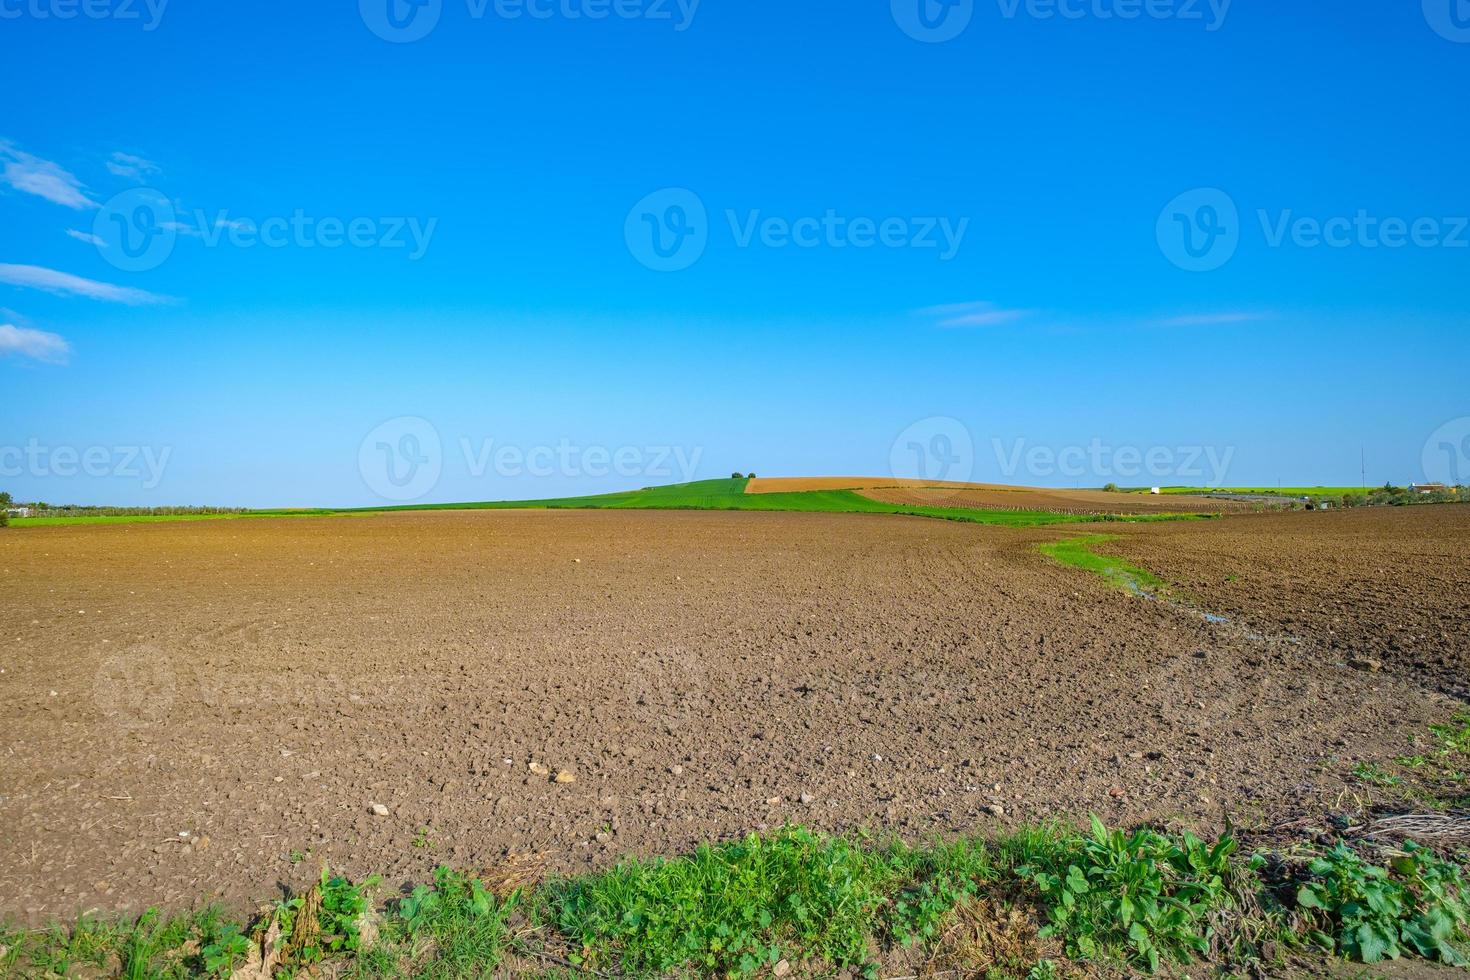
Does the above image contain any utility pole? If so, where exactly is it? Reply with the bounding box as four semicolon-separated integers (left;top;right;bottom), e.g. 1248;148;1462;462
1361;446;1366;492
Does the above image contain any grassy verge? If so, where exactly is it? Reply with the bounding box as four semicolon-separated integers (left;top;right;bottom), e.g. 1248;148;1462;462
4;812;1467;978
10;480;1217;530
1037;535;1169;596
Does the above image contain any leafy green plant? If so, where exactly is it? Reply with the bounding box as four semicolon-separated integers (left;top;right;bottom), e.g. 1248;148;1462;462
1016;816;1236;972
550;825;903;976
200;921;249;976
1295;841;1468;964
276;867;380;965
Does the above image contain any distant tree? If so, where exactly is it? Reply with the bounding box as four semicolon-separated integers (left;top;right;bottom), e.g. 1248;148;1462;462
747;473;757;479
0;491;10;528
1102;482;1120;492
731;472;744;480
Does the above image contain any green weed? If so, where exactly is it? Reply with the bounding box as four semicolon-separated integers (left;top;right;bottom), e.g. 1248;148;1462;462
1294;841;1469;964
1352;763;1404;788
548;825;903;976
1014;816;1237;972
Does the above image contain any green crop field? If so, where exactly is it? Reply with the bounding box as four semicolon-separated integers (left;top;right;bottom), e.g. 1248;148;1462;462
9;479;1214;529
352;478;1210;528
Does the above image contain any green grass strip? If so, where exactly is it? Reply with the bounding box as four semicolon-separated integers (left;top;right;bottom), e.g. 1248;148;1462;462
1037;534;1169;594
5;818;1468;978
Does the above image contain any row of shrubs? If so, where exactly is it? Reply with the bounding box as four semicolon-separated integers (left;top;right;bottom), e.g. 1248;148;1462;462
3;818;1466;978
1314;484;1466;509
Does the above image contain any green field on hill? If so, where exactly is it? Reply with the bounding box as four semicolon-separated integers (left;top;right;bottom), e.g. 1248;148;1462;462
10;479;1212;529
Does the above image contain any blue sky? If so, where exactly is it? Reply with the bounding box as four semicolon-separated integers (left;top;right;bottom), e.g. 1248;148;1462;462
2;0;1468;506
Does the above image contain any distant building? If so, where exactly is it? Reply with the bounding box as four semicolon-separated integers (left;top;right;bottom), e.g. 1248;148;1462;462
1410;483;1449;495
5;507;32;518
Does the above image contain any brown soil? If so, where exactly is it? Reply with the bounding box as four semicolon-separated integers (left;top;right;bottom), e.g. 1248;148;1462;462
1101;506;1470;698
857;484;1246;514
1;506;1466;923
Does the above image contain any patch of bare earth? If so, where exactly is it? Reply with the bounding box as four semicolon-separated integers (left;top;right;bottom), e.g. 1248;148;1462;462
0;507;1463;922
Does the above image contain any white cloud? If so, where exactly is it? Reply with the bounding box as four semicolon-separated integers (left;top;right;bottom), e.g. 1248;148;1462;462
106;151;160;180
163;218;204;238
1160;312;1271;327
65;229;105;245
0;263;173;305
0;140;95;209
918;300;1031;328
0;323;71;363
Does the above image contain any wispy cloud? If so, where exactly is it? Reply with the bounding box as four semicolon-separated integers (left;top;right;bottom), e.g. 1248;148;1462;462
0;263;173;305
0;140;96;209
106;151;160;181
0;323;71;363
918;300;1031;328
65;228;104;245
1159;312;1273;327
